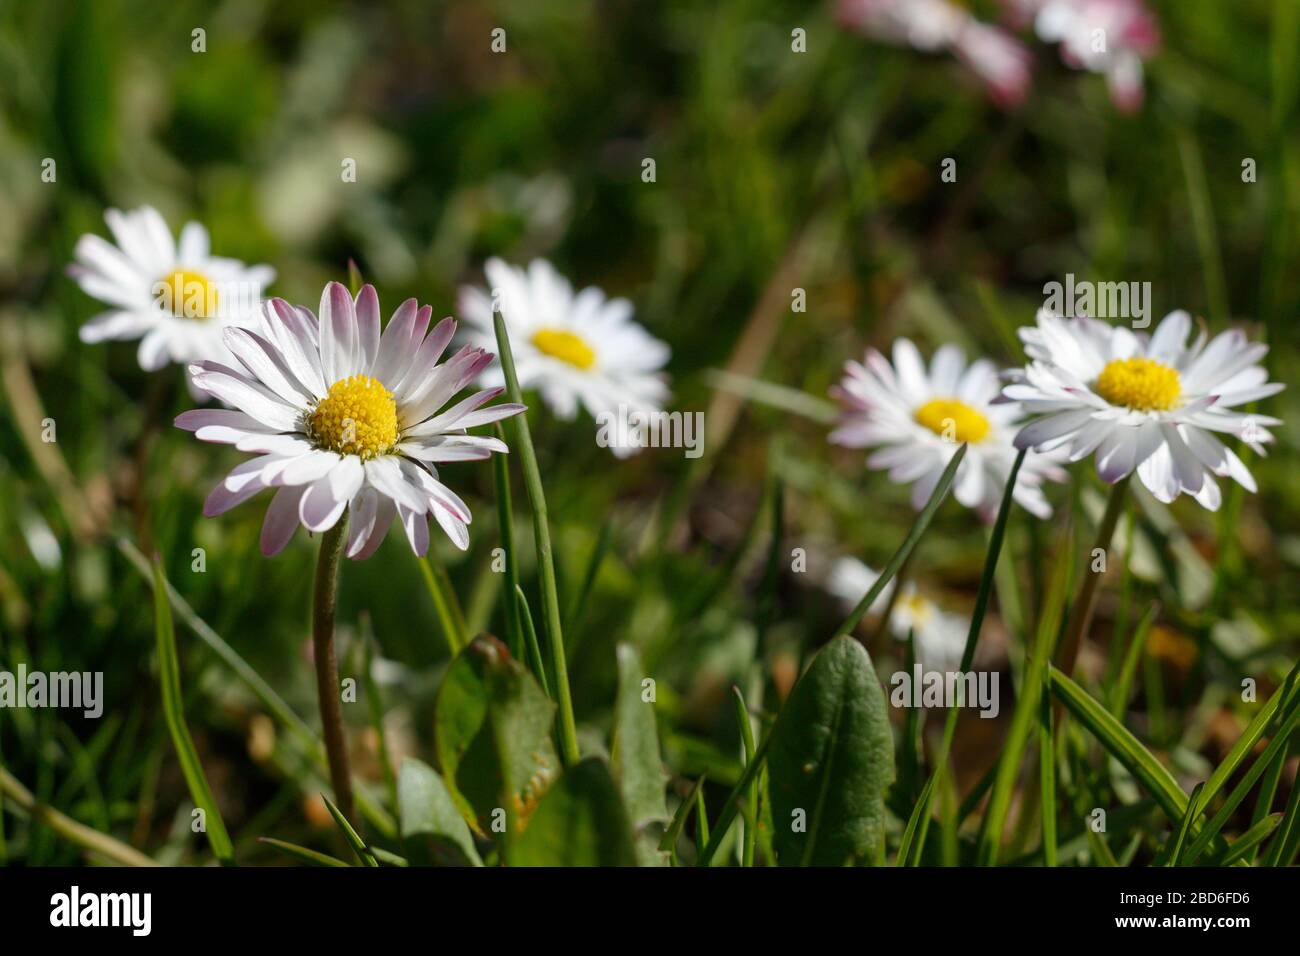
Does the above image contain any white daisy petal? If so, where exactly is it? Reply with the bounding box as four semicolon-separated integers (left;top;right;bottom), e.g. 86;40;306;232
397;504;431;557
178;282;513;556
831;336;1064;520
299;476;347;533
261;485;307;556
1003;309;1281;508
345;488;380;559
188;361;301;431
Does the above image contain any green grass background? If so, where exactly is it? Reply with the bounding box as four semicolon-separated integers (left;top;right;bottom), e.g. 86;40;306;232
1;0;1297;865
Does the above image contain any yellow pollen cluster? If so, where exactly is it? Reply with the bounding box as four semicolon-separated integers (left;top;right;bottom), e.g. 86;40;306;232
914;398;992;444
159;269;219;319
1094;357;1181;411
531;328;595;370
308;375;399;459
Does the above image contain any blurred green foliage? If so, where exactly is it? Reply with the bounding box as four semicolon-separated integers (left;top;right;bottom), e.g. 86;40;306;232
1;0;1297;865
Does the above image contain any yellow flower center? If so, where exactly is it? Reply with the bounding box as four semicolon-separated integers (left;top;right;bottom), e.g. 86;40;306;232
308;375;399;459
1094;357;1181;411
914;398;991;444
158;269;219;319
900;592;934;628
531;328;595;370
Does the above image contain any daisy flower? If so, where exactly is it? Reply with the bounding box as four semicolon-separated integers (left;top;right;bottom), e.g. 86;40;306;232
1002;309;1283;511
70;205;274;381
830;338;1064;520
1004;0;1160;112
827;557;967;671
835;0;1032;108
458;258;669;456
175;282;525;557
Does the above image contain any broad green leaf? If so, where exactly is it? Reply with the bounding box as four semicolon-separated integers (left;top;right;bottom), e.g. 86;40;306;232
397;758;482;867
485;640;562;825
508;758;637;866
766;636;894;866
699;448;963;868
611;644;669;827
152;558;234;865
433;638;497;833
434;635;559;834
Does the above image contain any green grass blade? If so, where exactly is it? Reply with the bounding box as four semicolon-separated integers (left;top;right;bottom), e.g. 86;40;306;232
900;449;1026;864
1086;827;1119;867
1108;602;1160;718
1212;814;1282;867
258;837;350;867
1247;734;1290;864
732;687;759;867
1184;703;1300;864
1262;735;1300;866
659;775;706;862
416;555;469;656
832;443;967;639
151;557;234;865
976;513;1072;866
119;539;396;838
1193;657;1300;815
514;585;551;698
322;794;378;867
566;519;611;636
1039;674;1057;867
1166;781;1205;866
1177;129;1229;322
370;846;410;867
358;614;396;812
1048;666;1198;833
694;779;711;859
696;731;772;867
493;311;579;766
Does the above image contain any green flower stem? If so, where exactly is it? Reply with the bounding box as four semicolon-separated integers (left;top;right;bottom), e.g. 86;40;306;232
312;517;355;824
493;423;524;661
1055;474;1132;679
492;312;581;766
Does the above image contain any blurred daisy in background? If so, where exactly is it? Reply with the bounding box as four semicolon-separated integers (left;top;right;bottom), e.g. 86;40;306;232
835;0;1033;108
830;339;1065;520
458;257;670;457
177;282;523;557
1002;309;1282;510
827;557;967;671
70;206;274;389
1004;0;1160;111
